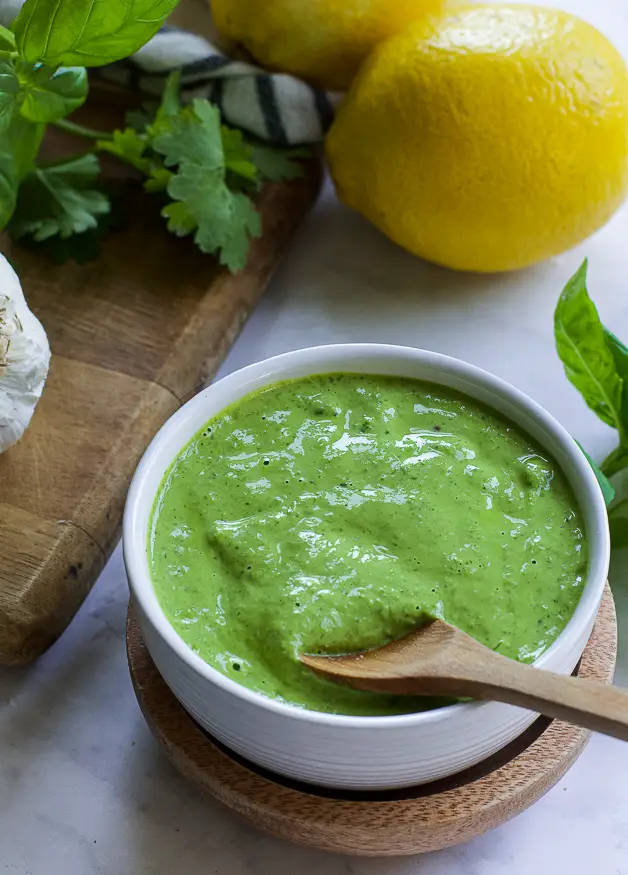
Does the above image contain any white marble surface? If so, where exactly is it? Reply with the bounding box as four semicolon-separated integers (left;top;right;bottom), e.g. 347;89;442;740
3;1;628;871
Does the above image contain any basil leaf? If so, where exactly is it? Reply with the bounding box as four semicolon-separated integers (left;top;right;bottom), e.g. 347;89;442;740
13;0;180;68
0;152;17;228
610;515;628;550
10;114;45;181
600;445;628;479
603;328;628;375
555;259;623;431
603;326;628;428
0;25;16;53
609;499;628;550
0;112;44;229
575;441;615;506
0;59;19;132
16;62;87;122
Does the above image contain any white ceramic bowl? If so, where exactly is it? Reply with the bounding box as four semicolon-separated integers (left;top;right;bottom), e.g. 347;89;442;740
124;344;610;791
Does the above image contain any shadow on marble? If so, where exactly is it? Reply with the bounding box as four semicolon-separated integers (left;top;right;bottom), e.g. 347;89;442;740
262;178;563;325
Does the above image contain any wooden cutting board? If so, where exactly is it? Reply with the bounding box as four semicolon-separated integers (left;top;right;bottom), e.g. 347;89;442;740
0;90;322;664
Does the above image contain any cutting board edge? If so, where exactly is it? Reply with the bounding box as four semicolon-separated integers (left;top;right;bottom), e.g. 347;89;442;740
0;161;323;665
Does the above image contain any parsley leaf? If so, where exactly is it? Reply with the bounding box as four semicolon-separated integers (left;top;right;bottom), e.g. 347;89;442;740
10;153;110;240
153;99;262;271
15;62;88;123
13;0;181;68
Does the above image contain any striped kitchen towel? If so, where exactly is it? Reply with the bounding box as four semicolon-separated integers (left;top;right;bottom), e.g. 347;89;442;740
101;25;339;145
0;0;338;145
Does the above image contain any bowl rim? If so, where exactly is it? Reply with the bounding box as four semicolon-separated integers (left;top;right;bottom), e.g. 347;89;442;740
123;343;610;730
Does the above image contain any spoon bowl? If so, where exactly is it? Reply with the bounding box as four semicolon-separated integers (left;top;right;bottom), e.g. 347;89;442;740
302;618;628;742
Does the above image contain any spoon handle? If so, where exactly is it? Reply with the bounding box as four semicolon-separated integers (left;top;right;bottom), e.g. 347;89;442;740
301;620;628;741
426;654;628;741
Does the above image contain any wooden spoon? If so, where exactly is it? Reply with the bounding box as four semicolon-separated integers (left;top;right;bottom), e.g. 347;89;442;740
301;618;628;741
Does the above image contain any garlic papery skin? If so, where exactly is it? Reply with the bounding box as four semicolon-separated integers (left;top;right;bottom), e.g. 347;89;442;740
0;254;51;454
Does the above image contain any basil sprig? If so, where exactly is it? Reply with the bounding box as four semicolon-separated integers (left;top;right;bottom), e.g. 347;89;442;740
554;259;628;512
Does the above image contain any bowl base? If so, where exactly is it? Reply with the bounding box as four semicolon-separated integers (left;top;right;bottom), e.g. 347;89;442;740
126;584;616;857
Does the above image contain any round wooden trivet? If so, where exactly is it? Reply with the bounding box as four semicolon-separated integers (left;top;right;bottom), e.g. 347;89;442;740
127;584;616;857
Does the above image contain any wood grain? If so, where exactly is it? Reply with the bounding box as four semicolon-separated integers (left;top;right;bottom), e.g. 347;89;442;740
0;80;322;664
127;584;617;857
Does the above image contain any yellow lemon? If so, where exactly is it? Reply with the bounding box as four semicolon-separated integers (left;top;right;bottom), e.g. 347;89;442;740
211;0;445;91
325;5;628;273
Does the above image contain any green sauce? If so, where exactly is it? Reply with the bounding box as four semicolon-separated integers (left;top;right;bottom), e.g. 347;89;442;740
149;374;587;716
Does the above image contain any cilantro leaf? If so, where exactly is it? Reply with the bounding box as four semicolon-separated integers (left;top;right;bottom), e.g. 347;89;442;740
10;154;110;241
100;71;180;186
125;105;155;133
16;205;121;264
144;165;172;193
0;60;19;132
97;127;150;173
13;0;180;68
248;141;308;182
221;126;257;183
214;192;261;271
125;72;180;137
153;99;261;271
153;70;181;128
161;200;197;237
15;62;88;123
154;99;222;169
163;182;261;270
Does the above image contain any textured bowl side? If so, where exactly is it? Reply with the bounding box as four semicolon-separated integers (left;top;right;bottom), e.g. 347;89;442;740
136;604;596;790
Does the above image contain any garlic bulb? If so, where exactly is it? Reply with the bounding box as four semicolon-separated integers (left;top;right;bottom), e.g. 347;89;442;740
0;254;50;454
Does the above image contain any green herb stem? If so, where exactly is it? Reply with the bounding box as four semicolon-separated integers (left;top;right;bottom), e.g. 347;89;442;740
608;496;628;517
53;118;112;141
600;446;628;478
